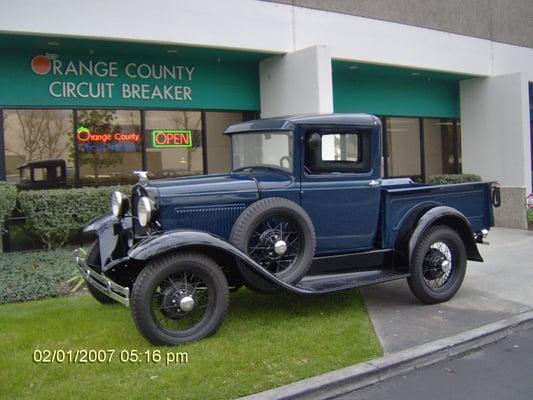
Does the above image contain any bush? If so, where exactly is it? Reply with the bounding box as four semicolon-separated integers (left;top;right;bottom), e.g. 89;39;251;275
428;174;482;185
0;182;17;231
18;186;131;249
0;248;76;303
527;208;533;225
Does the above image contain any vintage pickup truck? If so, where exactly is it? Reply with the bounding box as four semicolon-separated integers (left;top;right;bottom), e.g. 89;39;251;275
75;114;499;345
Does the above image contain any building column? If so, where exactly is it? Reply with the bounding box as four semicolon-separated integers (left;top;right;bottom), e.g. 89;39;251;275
460;73;532;229
259;45;333;118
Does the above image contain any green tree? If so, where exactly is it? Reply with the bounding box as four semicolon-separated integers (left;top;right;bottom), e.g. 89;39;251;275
77;110;123;185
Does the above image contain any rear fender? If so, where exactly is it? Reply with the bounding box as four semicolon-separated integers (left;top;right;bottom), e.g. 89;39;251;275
128;230;300;291
407;206;483;264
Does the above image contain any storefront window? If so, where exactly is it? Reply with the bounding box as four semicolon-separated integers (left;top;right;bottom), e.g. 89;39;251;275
385;117;421;180
423;119;460;177
77;109;142;185
144;111;203;178
3;109;74;183
204;112;244;173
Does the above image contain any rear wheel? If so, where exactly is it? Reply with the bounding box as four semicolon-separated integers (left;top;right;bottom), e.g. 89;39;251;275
86;242;116;305
407;225;467;304
131;252;229;345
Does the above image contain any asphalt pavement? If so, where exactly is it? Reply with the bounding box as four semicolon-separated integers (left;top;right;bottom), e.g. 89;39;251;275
336;325;533;400
361;227;533;353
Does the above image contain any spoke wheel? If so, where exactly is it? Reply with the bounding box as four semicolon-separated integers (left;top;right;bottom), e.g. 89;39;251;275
230;197;316;294
151;271;212;335
132;252;229;345
407;225;467;304
422;241;454;290
247;215;303;275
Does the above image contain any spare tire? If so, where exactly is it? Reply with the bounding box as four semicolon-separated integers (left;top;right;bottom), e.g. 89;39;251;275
230;197;316;293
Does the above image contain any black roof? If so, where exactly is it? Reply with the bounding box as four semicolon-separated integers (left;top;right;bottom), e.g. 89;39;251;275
224;113;380;134
17;159;66;169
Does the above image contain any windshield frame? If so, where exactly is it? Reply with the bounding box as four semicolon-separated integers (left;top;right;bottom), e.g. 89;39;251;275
230;130;295;174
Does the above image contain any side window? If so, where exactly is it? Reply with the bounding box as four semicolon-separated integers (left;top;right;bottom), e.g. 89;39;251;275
305;130;370;174
321;133;359;162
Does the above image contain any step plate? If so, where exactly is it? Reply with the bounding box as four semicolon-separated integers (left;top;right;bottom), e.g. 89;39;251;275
296;270;410;293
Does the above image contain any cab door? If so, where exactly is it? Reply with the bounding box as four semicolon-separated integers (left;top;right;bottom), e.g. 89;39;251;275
299;126;382;255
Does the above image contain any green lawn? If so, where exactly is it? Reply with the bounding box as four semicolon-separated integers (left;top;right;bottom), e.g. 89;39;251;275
0;289;382;400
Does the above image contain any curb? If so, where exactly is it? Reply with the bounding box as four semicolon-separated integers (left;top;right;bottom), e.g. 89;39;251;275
241;310;533;400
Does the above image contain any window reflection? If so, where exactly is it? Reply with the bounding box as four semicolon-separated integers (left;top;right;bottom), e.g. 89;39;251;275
145;111;203;178
385;117;421;180
3;109;74;183
77;109;142;185
423;119;459;177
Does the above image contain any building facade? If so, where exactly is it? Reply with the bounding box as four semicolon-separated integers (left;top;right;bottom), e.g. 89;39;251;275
0;0;531;226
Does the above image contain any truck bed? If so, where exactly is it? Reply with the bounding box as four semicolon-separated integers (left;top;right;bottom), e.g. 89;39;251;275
380;181;494;248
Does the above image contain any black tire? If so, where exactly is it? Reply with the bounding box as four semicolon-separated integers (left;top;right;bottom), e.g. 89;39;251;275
86;242;116;305
407;225;467;304
131;251;229;345
230;197;316;293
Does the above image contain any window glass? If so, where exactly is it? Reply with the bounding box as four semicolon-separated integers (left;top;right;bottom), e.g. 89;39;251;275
232;131;293;172
205;112;248;173
3;109;74;183
385;117;421;180
321;133;359;162
423;119;459;177
77;109;142;185
145;111;203;178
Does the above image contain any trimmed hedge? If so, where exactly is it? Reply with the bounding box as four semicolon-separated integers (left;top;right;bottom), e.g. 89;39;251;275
428;174;482;185
0;182;17;231
527;208;533;225
0;248;76;303
18;186;130;249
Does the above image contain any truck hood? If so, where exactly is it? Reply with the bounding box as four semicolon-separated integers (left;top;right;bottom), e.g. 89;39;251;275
146;170;293;235
149;173;259;207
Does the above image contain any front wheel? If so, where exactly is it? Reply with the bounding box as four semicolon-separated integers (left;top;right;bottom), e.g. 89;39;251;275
407;225;467;304
131;252;229;345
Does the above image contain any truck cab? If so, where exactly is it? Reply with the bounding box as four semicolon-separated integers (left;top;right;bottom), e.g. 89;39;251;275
75;114;498;346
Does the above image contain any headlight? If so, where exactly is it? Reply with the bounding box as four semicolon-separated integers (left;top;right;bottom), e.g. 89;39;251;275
111;191;128;217
137;196;153;227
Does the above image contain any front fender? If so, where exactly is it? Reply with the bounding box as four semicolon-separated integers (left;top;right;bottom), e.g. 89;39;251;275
407;206;483;263
84;213;117;233
127;230;316;294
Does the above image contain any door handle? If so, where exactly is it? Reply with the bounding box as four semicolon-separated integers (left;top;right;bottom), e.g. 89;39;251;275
368;180;381;187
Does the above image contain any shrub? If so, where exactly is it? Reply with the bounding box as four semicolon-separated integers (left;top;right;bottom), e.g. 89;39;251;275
428;174;482;185
18;185;131;249
0;182;17;232
0;248;76;303
527;208;533;225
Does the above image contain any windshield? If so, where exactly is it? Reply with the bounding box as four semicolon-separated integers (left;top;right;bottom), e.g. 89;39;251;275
232;131;293;172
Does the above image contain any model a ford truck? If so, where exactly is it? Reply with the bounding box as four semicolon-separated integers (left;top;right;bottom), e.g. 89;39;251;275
75;114;500;345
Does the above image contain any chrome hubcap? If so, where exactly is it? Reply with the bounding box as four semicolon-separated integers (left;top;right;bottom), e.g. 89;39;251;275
274;240;287;256
179;295;195;312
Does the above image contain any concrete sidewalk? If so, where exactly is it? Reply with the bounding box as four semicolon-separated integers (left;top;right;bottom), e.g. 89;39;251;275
361;227;533;353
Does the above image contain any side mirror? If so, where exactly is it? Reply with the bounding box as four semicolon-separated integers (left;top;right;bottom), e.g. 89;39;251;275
308;133;321;150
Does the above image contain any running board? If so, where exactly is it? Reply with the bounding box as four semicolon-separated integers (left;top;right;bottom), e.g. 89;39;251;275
295;269;410;293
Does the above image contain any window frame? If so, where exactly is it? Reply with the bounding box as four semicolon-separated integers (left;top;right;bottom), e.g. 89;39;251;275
0;106;258;185
303;127;371;176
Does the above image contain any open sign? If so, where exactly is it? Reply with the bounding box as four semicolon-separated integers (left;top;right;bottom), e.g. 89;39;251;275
152;130;192;148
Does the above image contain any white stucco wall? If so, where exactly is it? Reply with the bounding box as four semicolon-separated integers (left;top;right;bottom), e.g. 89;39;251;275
259;46;333;117
0;0;532;79
460;73;532;193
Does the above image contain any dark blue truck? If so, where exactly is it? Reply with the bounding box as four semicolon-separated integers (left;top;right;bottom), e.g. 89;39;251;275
75;114;499;345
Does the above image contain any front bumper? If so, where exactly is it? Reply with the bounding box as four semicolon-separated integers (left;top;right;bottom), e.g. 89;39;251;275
74;248;130;306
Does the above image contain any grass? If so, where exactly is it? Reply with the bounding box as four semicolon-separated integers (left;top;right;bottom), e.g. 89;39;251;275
0;289;382;400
